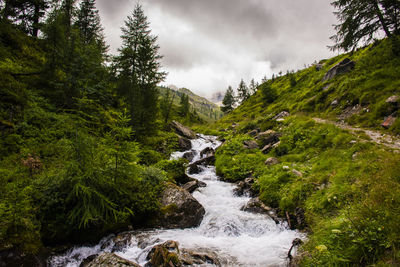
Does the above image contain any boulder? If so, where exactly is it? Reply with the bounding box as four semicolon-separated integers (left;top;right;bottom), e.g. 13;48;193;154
273;111;290;121
243;140;259;149
256;130;281;147
292;169;303;177
331;99;338;106
147;240;181;267
0;249;46;267
82;253;141;267
386;95;399;104
261;144;273;154
265;157;279;166
189;155;215;171
233;177;256;197
323;58;355;81
200;147;215;158
177;136;191;152
157;183;205;229
146;241;222;267
241;198;280;224
248;128;260;137
382;115;397;128
171;121;196;139
182;179;206;193
182;151;195;162
187;164;201;174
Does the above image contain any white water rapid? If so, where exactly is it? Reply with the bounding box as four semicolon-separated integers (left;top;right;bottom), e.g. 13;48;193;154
49;135;303;267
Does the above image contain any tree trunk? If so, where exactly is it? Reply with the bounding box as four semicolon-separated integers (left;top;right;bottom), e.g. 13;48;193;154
372;0;392;37
32;2;40;37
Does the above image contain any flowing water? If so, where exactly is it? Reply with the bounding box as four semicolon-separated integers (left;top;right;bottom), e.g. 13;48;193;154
49;135;303;267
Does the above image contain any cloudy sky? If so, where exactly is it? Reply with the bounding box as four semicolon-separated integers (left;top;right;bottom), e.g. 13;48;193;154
96;0;338;99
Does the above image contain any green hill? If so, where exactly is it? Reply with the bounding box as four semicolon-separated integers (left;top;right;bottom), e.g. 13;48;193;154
159;86;223;122
206;37;400;266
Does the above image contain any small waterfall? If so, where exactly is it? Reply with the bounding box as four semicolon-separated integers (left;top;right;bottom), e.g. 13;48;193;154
49;135;303;267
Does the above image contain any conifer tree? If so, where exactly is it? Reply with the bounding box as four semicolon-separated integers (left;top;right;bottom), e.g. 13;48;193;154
330;0;400;51
179;93;190;117
237;79;250;103
115;4;166;135
249;79;257;95
221;86;235;113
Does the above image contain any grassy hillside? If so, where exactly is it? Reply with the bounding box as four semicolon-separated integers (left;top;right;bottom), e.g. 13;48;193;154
207;37;400;266
159;86;223;122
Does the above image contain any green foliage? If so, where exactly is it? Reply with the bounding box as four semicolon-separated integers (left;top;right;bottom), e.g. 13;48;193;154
260;82;277;104
221;86;235;113
155;158;189;184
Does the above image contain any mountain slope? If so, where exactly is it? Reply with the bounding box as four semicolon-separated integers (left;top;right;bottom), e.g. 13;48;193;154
159;86;223;122
209;37;400;266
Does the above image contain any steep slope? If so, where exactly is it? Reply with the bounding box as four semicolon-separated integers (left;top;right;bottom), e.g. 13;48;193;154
209;37;400;266
159;86;223;122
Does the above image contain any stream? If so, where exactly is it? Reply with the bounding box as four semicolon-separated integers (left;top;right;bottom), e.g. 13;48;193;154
49;135;303;267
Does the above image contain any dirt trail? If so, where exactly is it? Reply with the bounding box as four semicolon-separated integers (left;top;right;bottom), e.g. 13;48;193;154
313;118;400;151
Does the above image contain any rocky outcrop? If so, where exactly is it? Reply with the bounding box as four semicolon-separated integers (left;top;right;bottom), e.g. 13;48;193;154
146;241;222;267
243;140;259;149
200;147;215;158
178;137;192;151
382;114;397;128
256;130;281;153
171;121;196;139
286;207;307;230
0;249;46;267
182;151;195;162
157;183;205;229
247;128;261;137
386;95;399;104
182;179;206;193
233;177;256;197
82;253;141;267
323;58;355;81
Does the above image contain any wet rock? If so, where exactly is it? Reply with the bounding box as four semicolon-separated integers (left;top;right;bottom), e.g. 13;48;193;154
265;157;279;166
178;136;192;151
157;183;205;229
171;121;196;139
288;238;304;264
273;111;290;121
243;140;259;149
323;58;355;81
386;95;399;104
189;155;215;171
382;115;397;129
261;144;273;154
80;254;98;267
83;253;141;267
233;177;256;197
241;198;280;224
200;147;215;158
111;233;134;252
146;241;222;267
188;164;201;174
182;151;195;162
294;207;306;230
182;179;206;193
147;241;181;267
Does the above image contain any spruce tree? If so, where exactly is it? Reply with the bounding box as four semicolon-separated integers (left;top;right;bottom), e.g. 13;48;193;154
115;4;166;135
179;93;190;117
237;79;249;103
249;79;257;95
221;86;235;113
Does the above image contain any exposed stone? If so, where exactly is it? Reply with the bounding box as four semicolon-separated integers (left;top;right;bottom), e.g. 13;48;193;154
188;155;215;174
256;130;281;148
323;84;333;92
182;151;195;162
243;140;259;149
382;115;397;128
273;111;290;121
200;147;215;158
170;121;196;139
241;198;280;224
83;253;141;267
323;58;355;81
0;249;46;267
182;179;206;193
294;207;306;230
265;157;279;166
233;177;256;197
157;183;205;229
178;136;191;152
331;99;338;106
292;169;303;177
188;164;201;174
147;241;181;267
180;248;221;266
261;144;273;154
386;95;399;104
315;63;323;71
248;129;260;137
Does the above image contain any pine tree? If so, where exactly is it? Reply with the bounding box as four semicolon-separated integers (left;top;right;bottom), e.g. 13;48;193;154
330;0;400;51
76;0;102;45
249;79;257;95
160;89;175;123
237;79;249;103
179;93;190;117
221;86;235;113
115;4;166;135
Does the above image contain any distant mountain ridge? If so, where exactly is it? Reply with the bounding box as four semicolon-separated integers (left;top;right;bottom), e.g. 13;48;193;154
159;86;223;122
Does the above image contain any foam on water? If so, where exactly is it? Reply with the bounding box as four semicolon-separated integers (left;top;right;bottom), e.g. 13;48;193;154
49;135;304;267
